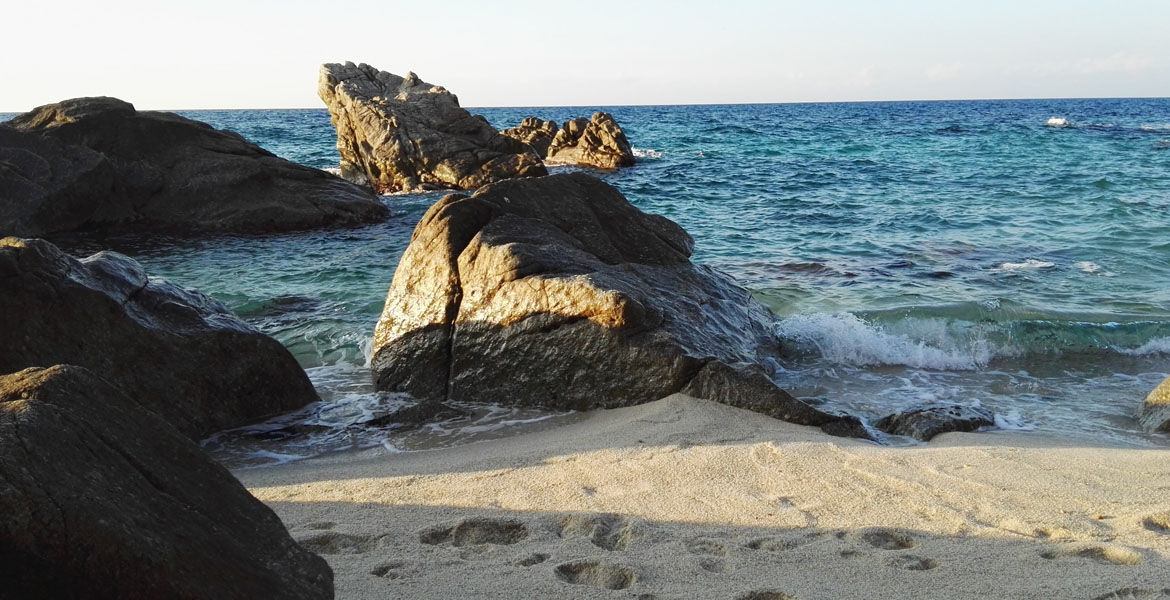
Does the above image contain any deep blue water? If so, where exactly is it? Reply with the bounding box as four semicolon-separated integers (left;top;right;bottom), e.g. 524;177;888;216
22;99;1170;462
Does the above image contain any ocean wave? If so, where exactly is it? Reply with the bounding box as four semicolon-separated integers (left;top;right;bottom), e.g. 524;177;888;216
775;313;1000;370
774;308;1170;369
1140;123;1170;132
632;147;663;159
1046;117;1072;127
998;259;1055;271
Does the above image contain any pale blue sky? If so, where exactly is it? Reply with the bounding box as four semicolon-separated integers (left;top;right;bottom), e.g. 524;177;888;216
2;0;1166;110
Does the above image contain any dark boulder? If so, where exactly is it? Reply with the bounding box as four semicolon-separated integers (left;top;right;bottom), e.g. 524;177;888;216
1;96;387;236
0;237;319;439
370;173;860;436
0;365;333;600
874;404;995;441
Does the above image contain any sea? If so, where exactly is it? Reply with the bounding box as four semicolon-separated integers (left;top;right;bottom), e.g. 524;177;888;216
9;99;1170;465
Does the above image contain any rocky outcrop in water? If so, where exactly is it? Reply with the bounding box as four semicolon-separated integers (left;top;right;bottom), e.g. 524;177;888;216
500;117;559;159
545;112;635;169
1139;375;1170;433
318;62;547;193
0;365;333;600
874;405;995;441
1;96;387;237
0;237;319;440
370;173;863;436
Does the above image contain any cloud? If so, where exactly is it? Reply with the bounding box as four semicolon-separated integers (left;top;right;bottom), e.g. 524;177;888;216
1074;52;1153;74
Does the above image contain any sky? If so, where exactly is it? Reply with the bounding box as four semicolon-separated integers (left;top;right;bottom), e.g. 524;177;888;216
2;0;1167;111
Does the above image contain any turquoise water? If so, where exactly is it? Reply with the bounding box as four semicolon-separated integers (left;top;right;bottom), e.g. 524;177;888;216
39;99;1170;462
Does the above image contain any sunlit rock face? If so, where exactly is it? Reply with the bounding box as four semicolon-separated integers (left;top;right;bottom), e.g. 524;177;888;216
318;62;547;193
371;173;862;434
1;96;387;236
500;117;559;159
0;237;319;440
545;112;635;169
0;365;334;600
1140;375;1170;433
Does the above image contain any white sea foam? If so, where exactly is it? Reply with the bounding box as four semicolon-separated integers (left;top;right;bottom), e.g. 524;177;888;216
998;259;1055;271
1140;123;1170;131
775;313;998;370
324;167;343;176
632;147;663;159
1074;261;1115;276
1046;117;1071;127
1116;337;1170;356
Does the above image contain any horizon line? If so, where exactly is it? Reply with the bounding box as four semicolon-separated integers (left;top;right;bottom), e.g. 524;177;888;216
2;94;1168;114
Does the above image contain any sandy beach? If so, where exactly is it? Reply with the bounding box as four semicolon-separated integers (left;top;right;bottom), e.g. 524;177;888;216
238;395;1170;599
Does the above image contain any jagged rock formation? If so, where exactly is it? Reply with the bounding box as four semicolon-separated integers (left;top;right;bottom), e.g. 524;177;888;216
0;237;319;440
1140;375;1170;433
546;112;635;169
1;96;387;237
0;365;333;600
874;405;995;442
500;117;559;159
318;62;547;193
370;173;864;436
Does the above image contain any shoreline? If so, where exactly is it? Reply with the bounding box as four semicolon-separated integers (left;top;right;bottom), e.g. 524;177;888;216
239;394;1170;599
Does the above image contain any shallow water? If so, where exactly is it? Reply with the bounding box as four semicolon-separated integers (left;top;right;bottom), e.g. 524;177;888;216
36;99;1170;465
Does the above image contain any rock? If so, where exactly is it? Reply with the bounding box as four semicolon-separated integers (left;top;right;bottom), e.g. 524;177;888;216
874;405;995;442
546;112;635;169
0;237;319;440
371;173;860;436
318;62;547;193
2;96;387;237
0;126;117;236
0;365;333;600
500;117;559;159
1139;375;1170;433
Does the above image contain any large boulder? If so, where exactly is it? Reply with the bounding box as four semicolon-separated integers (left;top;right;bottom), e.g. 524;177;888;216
500;117;559;159
546;112;635;169
1;96;387;237
1139;375;1170;433
318;62;547;193
0;237;319;439
0;365;333;600
874;405;995;442
371;173;861;434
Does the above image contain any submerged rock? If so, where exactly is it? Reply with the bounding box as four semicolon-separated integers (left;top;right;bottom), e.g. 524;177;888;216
500;117;559;159
0;237;318;440
0;365;333;600
371;173;861;436
318;62;547;193
1139;375;1170;433
874;404;995;441
1;96;387;237
546;112;635;169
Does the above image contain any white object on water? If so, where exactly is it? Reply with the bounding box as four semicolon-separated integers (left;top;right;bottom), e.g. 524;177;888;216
998;259;1055;271
1046;117;1071;127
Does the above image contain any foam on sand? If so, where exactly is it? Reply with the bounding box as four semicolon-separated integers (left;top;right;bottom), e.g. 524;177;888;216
239;395;1170;600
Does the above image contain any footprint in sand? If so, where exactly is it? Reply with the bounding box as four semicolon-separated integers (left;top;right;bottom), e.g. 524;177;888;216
557;514;641;551
553;560;638;590
745;532;825;552
1040;544;1143;566
1142;513;1170;534
686;538;729;557
1091;588;1170;600
297;532;381;555
369;561;411;580
887;555;940;571
514;553;549;567
418;517;529;547
858;528;919;550
735;591;799;600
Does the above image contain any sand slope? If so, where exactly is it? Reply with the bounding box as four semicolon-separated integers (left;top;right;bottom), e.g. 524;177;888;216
239;395;1170;600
